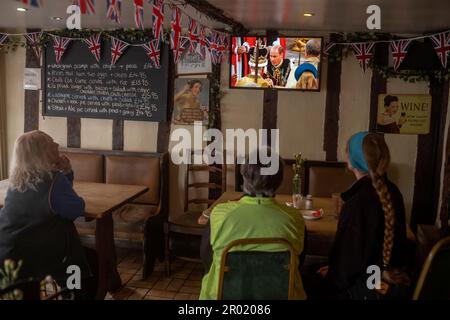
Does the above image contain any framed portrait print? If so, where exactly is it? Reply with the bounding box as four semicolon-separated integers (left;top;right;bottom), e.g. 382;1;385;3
176;50;212;75
173;78;210;125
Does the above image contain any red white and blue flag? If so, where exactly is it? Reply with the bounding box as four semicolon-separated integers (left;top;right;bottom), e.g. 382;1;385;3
133;0;144;30
152;0;164;44
323;42;336;56
207;31;219;64
170;6;182;50
52;36;71;64
198;25;207;59
110;37;128;65
188;17;199;55
142;39;161;68
24;32;43;61
351;42;375;72
0;33;8;48
390;39;412;71
84;33;102;63
216;33;226;63
173;36;189;64
16;0;42;8
430;31;450;68
71;0;95;15
106;0;121;23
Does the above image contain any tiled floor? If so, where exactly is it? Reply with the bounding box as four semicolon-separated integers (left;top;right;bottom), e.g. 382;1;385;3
105;248;203;300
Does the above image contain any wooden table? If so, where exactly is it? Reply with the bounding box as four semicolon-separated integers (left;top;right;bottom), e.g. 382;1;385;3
0;179;148;299
204;192;415;256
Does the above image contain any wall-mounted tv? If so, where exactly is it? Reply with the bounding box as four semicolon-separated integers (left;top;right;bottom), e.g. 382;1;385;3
230;36;323;91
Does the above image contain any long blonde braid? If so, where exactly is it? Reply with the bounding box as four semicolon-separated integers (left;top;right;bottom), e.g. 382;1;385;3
362;134;410;287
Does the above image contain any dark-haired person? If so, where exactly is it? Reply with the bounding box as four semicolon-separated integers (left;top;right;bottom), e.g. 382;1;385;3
199;149;307;300
377;95;407;134
317;132;409;299
174;79;203;124
266;45;292;87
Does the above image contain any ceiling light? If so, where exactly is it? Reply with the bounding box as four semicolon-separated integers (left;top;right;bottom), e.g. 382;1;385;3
303;12;314;17
17;7;28;12
51;17;62;21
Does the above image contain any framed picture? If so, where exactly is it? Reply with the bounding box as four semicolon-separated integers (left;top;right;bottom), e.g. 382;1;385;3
176;50;212;75
173;78;210;125
377;94;432;135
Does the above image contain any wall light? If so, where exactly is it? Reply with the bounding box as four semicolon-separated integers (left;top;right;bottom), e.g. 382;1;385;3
17;7;28;12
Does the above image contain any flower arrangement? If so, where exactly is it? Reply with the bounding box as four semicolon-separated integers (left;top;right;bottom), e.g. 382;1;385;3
292;153;305;176
0;259;23;300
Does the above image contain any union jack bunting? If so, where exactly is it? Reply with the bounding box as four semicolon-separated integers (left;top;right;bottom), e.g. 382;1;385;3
142;39;161;68
351;42;375;72
323;42;336;56
106;0;121;23
430;31;450;68
84;34;102;63
152;0;164;44
52;36;71;64
173;36;189;64
110;37;128;65
24;32;43;61
188;17;199;55
133;0;144;30
0;33;8;48
198;25;207;59
170;6;182;50
390;39;412;71
72;0;95;15
16;0;42;8
207;31;219;64
216;33;226;63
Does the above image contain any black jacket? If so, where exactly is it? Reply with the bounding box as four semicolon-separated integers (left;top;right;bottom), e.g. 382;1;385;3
326;175;407;293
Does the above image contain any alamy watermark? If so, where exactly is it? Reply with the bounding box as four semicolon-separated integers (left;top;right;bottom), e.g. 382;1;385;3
170;121;280;175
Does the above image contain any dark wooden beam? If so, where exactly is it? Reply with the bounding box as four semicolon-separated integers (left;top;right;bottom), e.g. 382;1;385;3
411;79;449;231
112;119;124;150
157;46;174;154
323;34;343;161
184;0;248;33
440;83;450;233
67;117;81;148
24;29;40;133
369;42;389;132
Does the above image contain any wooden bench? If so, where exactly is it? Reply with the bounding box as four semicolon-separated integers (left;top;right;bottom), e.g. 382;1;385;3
60;148;169;279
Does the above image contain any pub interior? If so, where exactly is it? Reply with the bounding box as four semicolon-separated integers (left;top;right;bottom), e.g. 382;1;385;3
0;0;449;302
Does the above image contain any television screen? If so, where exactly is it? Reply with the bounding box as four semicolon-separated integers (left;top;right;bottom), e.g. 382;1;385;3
230;36;323;91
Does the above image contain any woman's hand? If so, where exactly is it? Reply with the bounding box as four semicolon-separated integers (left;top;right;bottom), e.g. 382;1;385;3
317;265;329;278
55;155;72;174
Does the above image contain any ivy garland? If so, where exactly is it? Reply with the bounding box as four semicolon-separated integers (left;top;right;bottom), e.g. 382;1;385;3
326;32;450;83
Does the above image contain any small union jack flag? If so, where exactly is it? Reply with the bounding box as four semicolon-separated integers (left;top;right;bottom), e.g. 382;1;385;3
207;31;219;64
188;17;199;55
170;6;182;50
0;33;8;48
152;0;164;44
72;0;95;15
351;42;375;72
110;37;128;65
16;0;42;8
323;42;336;56
106;0;121;23
84;34;102;63
24;32;43;62
142;39;161;68
390;39;412;71
52;36;71;64
216;33;226;63
133;0;144;30
430;31;450;68
173;36;189;64
198;25;207;59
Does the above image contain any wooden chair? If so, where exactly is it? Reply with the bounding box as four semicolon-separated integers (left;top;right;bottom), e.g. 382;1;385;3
164;155;227;275
413;236;450;300
217;238;296;300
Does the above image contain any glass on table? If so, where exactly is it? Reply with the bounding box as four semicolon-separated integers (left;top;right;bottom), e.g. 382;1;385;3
331;192;343;219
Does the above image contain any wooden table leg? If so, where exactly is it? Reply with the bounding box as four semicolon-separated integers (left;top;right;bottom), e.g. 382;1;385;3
95;214;121;299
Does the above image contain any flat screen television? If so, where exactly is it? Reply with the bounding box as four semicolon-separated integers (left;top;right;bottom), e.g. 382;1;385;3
229;36;323;91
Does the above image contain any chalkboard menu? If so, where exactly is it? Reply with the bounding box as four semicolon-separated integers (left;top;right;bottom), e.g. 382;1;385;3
43;40;169;122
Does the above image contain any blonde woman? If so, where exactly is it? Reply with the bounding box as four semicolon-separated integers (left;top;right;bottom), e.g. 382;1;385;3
0;130;96;299
317;132;409;299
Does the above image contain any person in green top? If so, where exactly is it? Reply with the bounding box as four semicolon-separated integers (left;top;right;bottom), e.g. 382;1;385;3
199;149;307;299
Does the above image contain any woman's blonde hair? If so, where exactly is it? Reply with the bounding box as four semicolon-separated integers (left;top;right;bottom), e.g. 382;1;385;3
362;133;410;287
9;130;56;192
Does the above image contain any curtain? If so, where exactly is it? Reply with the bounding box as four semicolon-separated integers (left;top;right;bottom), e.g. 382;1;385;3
0;50;8;179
